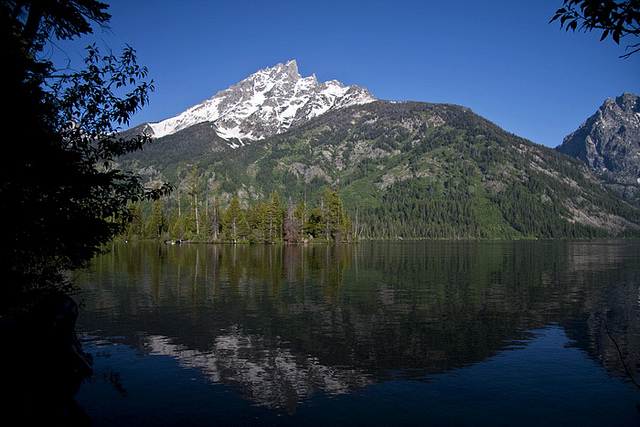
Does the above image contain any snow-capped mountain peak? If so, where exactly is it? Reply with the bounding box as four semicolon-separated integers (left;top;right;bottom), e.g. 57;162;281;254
145;60;376;146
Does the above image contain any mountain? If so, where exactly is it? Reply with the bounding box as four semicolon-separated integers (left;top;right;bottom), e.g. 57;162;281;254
119;65;640;240
557;92;640;204
135;60;375;147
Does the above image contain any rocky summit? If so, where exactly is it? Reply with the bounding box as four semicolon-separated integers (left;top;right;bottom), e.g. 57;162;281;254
557;92;640;204
139;60;375;147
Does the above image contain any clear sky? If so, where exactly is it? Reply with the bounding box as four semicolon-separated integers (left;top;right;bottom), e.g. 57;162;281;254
50;0;640;148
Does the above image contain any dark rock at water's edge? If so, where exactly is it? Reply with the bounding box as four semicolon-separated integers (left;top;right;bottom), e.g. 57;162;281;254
0;293;94;424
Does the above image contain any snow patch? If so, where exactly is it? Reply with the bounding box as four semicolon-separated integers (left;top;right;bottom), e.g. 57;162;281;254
143;61;375;145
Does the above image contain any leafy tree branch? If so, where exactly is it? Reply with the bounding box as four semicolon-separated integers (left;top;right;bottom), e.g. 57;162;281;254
551;0;640;57
0;0;171;313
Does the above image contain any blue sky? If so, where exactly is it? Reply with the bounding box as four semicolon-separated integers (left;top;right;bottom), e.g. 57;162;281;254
51;0;639;148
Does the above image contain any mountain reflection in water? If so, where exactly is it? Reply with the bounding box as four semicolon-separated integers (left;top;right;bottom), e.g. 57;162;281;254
143;326;373;414
73;240;640;424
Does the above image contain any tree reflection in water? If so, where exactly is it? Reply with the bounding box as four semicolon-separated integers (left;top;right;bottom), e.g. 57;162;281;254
75;240;640;416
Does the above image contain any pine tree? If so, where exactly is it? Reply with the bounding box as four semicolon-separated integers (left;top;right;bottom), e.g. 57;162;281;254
294;199;309;241
284;198;301;242
266;190;284;243
209;189;222;241
145;199;168;239
252;202;269;243
186;165;203;236
123;203;144;240
321;187;347;241
223;196;247;242
294;199;308;229
306;206;324;239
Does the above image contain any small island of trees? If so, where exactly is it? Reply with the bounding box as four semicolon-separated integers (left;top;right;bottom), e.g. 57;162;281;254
123;186;357;244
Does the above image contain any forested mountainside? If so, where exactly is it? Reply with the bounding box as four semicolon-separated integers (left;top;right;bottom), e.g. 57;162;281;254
118;100;640;240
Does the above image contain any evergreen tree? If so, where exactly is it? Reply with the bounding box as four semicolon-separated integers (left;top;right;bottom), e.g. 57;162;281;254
321;187;347;240
294;199;308;231
306;206;324;239
266;190;284;242
284;198;301;242
251;202;269;242
209;189;222;241
186;165;203;236
223;196;248;242
123;203;144;240
171;210;196;240
145;199;169;239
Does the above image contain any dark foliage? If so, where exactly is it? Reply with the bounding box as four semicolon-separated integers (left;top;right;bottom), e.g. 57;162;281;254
551;0;640;57
0;1;170;312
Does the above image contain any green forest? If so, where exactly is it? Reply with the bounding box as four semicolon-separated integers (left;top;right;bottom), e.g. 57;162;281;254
122;185;357;243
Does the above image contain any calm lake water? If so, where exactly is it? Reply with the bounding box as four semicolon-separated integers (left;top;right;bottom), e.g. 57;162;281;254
72;240;640;426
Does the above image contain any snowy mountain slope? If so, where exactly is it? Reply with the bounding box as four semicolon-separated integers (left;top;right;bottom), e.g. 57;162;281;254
143;60;376;146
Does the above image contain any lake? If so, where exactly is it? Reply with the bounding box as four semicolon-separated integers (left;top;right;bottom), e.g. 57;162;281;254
71;240;640;425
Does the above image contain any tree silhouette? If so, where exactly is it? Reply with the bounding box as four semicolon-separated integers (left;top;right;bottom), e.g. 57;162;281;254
551;0;640;58
1;1;171;312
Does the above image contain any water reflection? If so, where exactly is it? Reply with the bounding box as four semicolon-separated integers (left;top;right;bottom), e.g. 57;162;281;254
75;240;640;415
143;326;372;414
